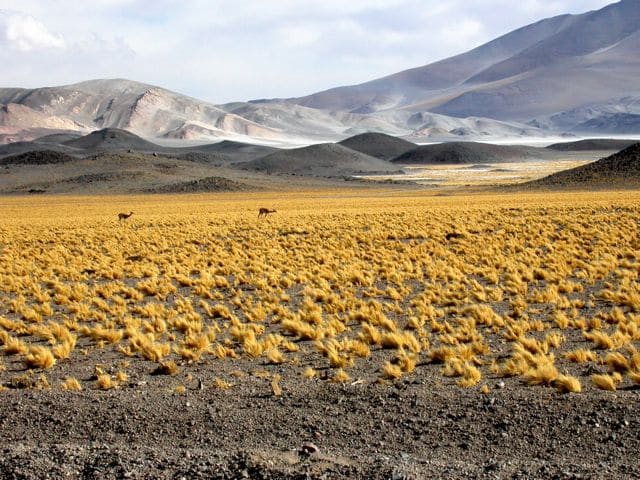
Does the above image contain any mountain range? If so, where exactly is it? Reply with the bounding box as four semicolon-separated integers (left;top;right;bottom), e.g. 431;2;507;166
1;0;639;145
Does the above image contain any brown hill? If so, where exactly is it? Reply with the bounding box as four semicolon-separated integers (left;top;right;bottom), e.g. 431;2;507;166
64;128;162;152
186;140;278;163
241;143;402;177
338;133;416;161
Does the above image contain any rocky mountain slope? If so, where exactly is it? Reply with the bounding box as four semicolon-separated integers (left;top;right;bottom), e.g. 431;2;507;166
286;0;640;130
0;80;283;145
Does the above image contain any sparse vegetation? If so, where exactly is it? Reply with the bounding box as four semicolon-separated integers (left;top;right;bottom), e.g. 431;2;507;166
0;190;638;394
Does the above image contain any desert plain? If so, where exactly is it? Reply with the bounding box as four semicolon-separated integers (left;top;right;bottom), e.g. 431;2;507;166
0;185;639;479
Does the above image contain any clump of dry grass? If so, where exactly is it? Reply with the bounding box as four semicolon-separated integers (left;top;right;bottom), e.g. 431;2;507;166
61;377;82;391
25;346;56;369
554;375;581;393
591;373;621;391
153;360;180;376
303;367;317;379
96;373;115;390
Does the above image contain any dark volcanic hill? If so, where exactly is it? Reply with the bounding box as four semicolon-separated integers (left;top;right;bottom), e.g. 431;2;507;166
546;139;639;151
338;133;416;161
64;128;162;152
0;141;78;159
392;142;541;164
187;140;278;163
241;143;403;177
0;150;77;165
529;142;640;187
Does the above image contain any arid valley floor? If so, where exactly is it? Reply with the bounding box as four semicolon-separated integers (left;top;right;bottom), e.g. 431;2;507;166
1;187;640;479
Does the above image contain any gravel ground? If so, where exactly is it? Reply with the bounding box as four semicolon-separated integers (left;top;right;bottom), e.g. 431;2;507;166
0;374;638;479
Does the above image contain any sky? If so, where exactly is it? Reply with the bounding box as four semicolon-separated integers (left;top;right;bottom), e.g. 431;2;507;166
0;0;617;104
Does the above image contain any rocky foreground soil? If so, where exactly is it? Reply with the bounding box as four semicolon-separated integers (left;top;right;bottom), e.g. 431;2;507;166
0;378;638;479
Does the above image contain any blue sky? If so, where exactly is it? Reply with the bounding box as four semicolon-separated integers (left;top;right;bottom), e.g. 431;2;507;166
0;0;616;103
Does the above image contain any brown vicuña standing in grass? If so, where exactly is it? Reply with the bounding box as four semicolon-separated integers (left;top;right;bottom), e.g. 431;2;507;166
258;208;276;218
118;211;134;221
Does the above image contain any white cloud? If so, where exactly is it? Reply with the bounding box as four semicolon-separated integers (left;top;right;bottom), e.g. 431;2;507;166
0;10;65;51
276;24;322;48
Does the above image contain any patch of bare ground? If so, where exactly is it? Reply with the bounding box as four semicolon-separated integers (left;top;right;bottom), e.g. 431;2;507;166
0;381;638;479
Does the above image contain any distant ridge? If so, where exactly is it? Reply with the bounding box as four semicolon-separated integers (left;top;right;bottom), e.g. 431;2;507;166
546;139;639;151
573;114;640;134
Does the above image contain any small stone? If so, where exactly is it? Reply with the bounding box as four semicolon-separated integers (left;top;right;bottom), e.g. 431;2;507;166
497;381;505;389
300;442;320;455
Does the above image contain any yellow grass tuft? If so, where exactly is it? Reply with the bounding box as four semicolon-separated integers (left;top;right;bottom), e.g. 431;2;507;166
332;368;350;383
564;349;598;364
382;362;403;380
214;377;233;390
25;346;56;369
591;374;618;391
271;374;282;396
523;363;559;386
266;347;285;365
154;360;180;376
96;373;115;390
458;364;482;388
62;377;82;391
554;374;582;393
303;367;317;379
605;352;630;372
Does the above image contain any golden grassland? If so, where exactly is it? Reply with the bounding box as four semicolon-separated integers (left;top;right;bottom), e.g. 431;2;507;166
1;189;639;394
